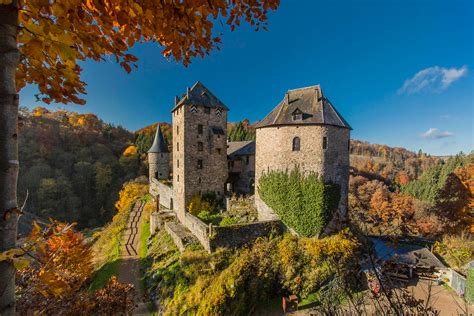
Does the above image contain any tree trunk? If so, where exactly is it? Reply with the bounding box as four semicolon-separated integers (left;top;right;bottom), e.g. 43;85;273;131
0;1;19;315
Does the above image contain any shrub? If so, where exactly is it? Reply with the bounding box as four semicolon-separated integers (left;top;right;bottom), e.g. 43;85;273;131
187;192;218;216
144;227;359;315
258;167;340;237
219;216;239;226
433;233;474;269
197;211;222;225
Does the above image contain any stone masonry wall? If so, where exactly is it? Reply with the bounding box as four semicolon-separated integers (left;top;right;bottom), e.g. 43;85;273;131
209;220;284;251
172;105;186;220
229;154;255;194
149;178;174;210
148;152;170;180
255;125;350;225
182;213;211;251
174;103;228;221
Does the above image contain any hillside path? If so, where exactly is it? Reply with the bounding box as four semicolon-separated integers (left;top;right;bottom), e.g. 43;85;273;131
117;201;149;315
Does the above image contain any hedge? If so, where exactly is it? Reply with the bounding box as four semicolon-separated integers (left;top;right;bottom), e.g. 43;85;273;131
258;167;340;237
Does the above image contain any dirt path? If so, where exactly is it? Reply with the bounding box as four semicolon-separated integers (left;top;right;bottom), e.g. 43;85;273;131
117;201;149;315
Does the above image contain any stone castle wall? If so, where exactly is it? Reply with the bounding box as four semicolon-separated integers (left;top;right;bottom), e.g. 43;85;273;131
173;103;228;222
172;105;186;220
255;125;350;224
229;154;255;194
149;178;174;210
148;152;170;180
209;220;283;251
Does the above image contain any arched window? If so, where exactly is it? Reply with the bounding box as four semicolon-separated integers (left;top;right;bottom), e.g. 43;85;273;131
292;137;300;151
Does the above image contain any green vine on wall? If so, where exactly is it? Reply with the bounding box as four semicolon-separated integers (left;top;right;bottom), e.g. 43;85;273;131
258;167;340;237
466;268;474;304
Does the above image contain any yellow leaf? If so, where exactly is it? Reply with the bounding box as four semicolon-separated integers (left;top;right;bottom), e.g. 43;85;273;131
13;257;31;270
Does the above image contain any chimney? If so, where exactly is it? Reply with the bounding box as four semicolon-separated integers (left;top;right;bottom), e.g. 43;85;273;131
174;95;179;106
186;87;190;98
286;92;290;104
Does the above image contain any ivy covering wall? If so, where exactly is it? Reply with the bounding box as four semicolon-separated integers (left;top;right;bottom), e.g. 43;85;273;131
466;269;474;304
258;167;340;237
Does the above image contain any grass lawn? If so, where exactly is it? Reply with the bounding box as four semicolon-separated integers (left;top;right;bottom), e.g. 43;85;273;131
89;204;131;291
89;236;122;291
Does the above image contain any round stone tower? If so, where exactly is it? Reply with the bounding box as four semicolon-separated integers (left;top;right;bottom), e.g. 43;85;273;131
148;124;170;180
254;85;351;231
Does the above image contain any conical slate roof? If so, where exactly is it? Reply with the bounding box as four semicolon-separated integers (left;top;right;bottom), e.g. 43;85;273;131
172;81;229;111
255;85;351;129
148;125;168;153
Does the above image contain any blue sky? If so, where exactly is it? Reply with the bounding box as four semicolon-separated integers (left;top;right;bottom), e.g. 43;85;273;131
20;0;473;155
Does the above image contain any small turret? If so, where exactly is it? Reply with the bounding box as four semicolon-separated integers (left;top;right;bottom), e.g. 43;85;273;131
148;125;170;180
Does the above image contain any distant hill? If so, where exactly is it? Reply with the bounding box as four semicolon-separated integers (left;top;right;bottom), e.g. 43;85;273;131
18;107;143;231
349;140;442;184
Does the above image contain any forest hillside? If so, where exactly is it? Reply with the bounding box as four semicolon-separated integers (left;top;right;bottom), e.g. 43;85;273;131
18;107;144;231
19;111;471;238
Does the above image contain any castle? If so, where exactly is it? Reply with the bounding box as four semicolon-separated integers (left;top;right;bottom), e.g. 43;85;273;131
148;82;351;251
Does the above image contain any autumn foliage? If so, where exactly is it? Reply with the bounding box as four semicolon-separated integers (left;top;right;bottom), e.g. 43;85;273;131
122;145;138;157
12;0;280;105
15;222;136;314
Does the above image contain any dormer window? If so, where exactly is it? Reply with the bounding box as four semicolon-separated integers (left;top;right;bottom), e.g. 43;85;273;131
204;106;211;114
292;108;303;121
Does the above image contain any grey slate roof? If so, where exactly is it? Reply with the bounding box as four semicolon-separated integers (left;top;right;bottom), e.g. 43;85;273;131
172;81;229;111
148;125;168;153
227;140;255;159
370;237;446;269
255;85;351;129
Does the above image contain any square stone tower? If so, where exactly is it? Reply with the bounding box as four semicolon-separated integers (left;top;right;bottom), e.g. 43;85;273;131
171;82;229;221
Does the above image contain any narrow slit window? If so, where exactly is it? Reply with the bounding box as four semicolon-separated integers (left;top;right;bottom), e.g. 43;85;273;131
323;137;328;150
292;137;300;151
198;142;203;151
197;159;203;169
198;124;203;134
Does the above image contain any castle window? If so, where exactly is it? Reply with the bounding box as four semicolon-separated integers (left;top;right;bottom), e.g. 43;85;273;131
323;137;327;150
154;172;158;179
177;126;179;135
177;159;179;168
176;142;179;151
292;108;303;121
198;124;203;134
216;148;222;155
177;175;179;182
246;156;250;165
197;159;203;169
292;137;300;151
204;106;211;114
198;142;203;151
